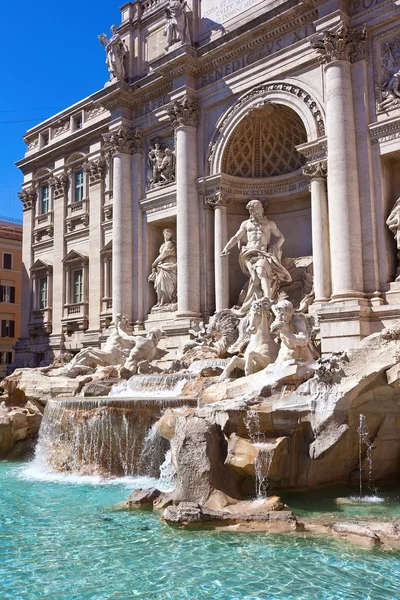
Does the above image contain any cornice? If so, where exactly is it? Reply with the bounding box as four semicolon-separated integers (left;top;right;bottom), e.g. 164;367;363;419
369;117;400;144
17;120;111;172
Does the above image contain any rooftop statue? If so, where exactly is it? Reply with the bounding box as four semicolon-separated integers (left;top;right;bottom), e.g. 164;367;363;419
98;25;126;81
221;199;291;312
148;228;178;312
164;0;191;50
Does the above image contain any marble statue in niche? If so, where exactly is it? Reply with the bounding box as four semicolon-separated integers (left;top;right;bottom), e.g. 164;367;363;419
221;199;292;312
377;41;400;112
148;141;176;188
164;0;191;50
386;197;400;281
148;228;178;312
98;25;127;81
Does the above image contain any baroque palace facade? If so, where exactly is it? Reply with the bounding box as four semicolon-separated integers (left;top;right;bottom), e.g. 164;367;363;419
15;0;400;364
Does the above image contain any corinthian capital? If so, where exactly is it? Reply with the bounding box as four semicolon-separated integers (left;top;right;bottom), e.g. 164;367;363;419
168;96;198;128
205;192;232;209
302;161;327;180
312;24;367;64
18;187;36;210
102;126;142;156
48;172;69;198
83;157;106;185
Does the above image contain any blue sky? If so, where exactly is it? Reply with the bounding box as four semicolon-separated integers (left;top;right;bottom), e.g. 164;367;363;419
0;1;121;221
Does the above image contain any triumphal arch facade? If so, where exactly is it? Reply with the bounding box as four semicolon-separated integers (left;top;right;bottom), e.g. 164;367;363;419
15;0;400;364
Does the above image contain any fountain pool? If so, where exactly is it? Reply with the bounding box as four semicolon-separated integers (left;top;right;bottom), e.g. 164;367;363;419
1;461;400;600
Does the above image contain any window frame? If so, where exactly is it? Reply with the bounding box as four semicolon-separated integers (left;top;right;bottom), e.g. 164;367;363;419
2;253;12;270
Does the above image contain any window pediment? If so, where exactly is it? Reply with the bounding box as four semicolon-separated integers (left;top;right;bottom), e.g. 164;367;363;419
30;259;53;273
62;250;88;265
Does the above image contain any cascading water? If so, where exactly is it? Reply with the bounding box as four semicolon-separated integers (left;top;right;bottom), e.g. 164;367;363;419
31;397;197;479
254;447;273;498
158;449;176;493
357;413;375;498
244;410;265;444
111;374;191;398
244;409;275;498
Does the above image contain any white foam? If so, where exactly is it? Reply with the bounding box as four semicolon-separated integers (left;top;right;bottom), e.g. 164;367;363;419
17;461;158;488
348;495;385;504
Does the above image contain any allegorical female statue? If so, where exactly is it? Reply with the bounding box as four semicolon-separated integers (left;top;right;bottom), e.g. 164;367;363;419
148;228;177;311
164;0;191;50
98;25;126;81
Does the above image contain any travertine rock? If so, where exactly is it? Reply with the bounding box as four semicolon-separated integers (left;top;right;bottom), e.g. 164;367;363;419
170;416;240;504
163;501;299;530
126;488;161;508
0;403;42;458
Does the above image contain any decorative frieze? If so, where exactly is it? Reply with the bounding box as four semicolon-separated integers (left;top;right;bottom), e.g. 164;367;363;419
48;173;69;198
311;24;367;64
375;36;400;113
148;140;175;189
52;120;70;138
26;138;39;151
18;187;36;210
102;126;142;156
85;105;107;120
168;96;198;128
83;158;106;185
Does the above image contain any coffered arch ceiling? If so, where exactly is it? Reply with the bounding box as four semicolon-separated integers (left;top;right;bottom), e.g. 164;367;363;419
222;105;307;178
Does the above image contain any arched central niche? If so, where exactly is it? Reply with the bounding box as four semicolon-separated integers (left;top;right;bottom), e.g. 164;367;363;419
219;104;312;308
222;104;307;178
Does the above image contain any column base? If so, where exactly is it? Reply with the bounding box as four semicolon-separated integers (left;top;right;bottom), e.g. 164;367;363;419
175;311;202;319
330;291;366;302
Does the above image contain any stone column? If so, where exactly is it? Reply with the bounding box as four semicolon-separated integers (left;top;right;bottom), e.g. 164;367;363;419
84;158;106;333
103;126;136;324
131;129;145;329
302;162;331;303
312;25;367;300
48;172;68;341
206;193;231;311
168;96;201;317
17;188;36;342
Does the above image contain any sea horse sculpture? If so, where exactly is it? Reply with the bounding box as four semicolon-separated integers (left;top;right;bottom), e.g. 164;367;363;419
219;297;278;381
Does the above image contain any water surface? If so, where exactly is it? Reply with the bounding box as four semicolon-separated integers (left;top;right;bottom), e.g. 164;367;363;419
1;462;399;600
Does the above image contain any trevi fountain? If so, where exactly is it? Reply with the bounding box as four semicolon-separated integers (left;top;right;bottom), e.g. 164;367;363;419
3;0;400;597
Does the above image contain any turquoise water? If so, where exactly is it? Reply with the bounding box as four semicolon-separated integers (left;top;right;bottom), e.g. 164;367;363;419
1;461;400;600
280;484;400;522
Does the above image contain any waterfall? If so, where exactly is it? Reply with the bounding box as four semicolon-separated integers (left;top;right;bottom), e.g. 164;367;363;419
31;397;196;478
158;450;176;493
244;409;275;498
357;413;374;497
254;446;273;499
111;374;192;398
244;410;265;444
